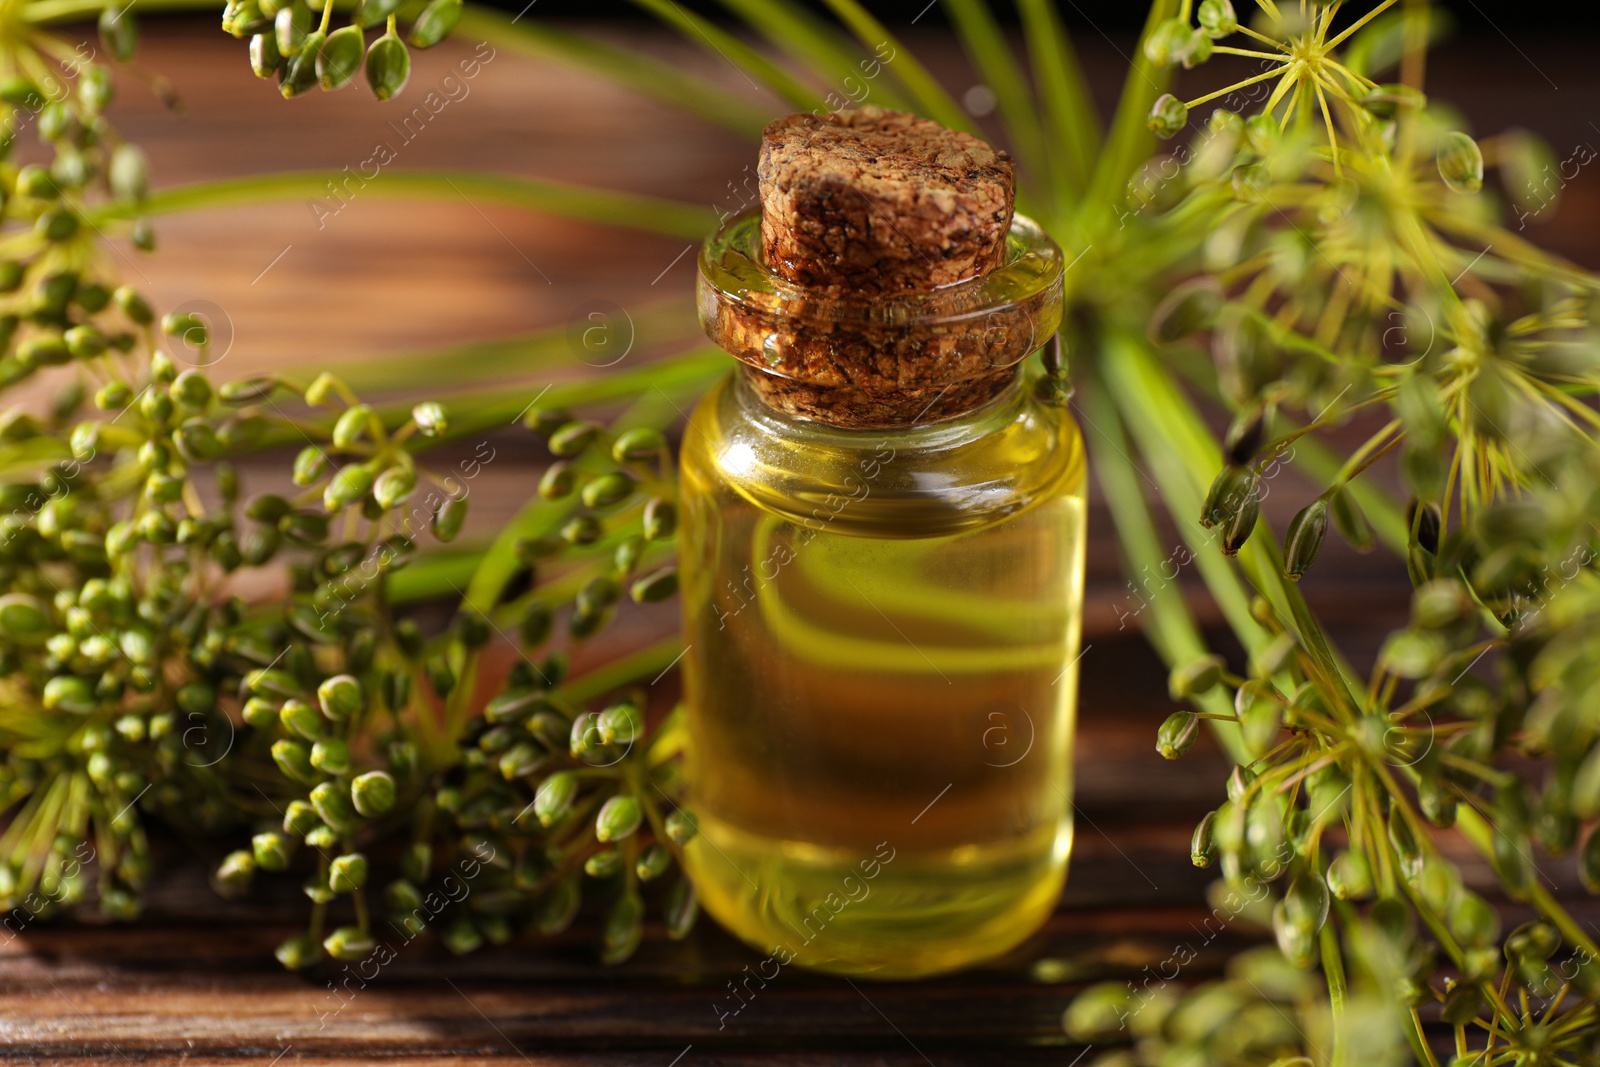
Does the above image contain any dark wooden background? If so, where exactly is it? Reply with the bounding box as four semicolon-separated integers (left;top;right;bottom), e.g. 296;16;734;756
3;16;1600;1065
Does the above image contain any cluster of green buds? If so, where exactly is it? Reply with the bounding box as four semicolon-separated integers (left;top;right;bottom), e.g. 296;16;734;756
515;403;680;643
220;661;410;967
1141;536;1600;1063
360;400;696;965
426;670;700;964
0;0;246;900
0;272;286;917
181;372;699;967
1063;939;1415;1067
226;0;463;100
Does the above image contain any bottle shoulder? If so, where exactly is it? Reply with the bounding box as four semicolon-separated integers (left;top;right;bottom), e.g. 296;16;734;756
680;372;1085;537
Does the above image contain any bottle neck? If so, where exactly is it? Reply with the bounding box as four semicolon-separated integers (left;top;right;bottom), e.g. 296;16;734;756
697;209;1066;432
733;362;1030;438
736;362;1022;430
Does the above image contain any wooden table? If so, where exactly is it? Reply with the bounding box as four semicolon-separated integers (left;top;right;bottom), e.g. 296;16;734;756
3;16;1598;1065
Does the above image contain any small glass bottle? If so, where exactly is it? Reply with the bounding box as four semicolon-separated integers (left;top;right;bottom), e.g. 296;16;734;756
677;208;1086;979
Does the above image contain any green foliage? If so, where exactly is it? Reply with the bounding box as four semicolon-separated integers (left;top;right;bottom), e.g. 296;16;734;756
0;0;1588;1060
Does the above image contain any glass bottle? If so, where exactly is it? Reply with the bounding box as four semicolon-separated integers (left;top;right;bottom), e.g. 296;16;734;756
677;208;1086;979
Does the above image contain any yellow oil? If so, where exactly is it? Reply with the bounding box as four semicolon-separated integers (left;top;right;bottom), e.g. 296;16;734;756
677;369;1087;978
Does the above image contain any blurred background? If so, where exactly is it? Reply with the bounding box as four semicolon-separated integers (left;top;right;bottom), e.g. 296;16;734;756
7;7;1600;1059
99;3;1600;621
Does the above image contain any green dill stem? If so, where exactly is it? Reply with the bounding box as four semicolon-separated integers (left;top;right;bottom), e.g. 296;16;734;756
1081;365;1248;764
92;172;714;241
311;853;331;942
27;0;267;19
561;635;682;705
1318;922;1350;1067
1184;66;1285;111
1405;1007;1441;1067
1079;0;1176;237
1324;0;1400;51
1451;801;1600;960
352;885;370;933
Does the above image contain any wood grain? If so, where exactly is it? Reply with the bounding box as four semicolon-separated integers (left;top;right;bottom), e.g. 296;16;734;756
3;16;1598;1066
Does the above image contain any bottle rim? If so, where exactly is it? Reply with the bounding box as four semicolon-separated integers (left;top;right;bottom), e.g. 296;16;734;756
697;207;1065;329
696;207;1065;425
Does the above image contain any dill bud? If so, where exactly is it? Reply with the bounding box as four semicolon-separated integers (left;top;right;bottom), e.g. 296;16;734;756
1197;0;1236;36
664;808;698;845
1146;93;1187;140
1436;130;1484;194
317;674;364;721
568;712;602;758
323;926;374;961
538;461;574;499
601;889;643;964
283;799;320;837
310;738;351;774
109;144;149;203
1199;465;1253;529
1190;810;1218;868
317;25;364;91
1220;477;1261;557
44;675;96;714
271;739;318;784
642;497;676;541
323;463;374;510
1168;655;1224;700
329;852;367;892
1271;898;1316;969
212;849;255;897
533;877;580;935
332;404;374;448
612;427;666;462
1143;19;1191;67
534;770;577;827
581;471;635;509
548;419;602;457
252;831;293;872
595;794;642;843
597;702;641;745
1156;710;1198;759
665;877;698;940
1062;982;1137;1043
354;0;403;25
310;781;358;829
636;843;671;882
280;29;323;98
562;515;601;546
401;842;432;883
1281;498;1329;581
1325;850;1373;901
373;465;416;509
432;495;467;542
629;567;678;603
274;2;309;55
583;847;623;878
249;31;282;78
219;377;277;405
407;0;461;48
274;932;321;970
277;696;321;739
519;602;553;648
0;593;49;641
1449;890;1499;948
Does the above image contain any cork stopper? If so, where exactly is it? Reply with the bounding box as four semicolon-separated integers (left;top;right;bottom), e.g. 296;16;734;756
699;107;1061;429
758;107;1015;294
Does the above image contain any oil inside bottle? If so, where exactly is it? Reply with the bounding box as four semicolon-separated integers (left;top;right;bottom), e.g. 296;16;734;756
677;369;1086;978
